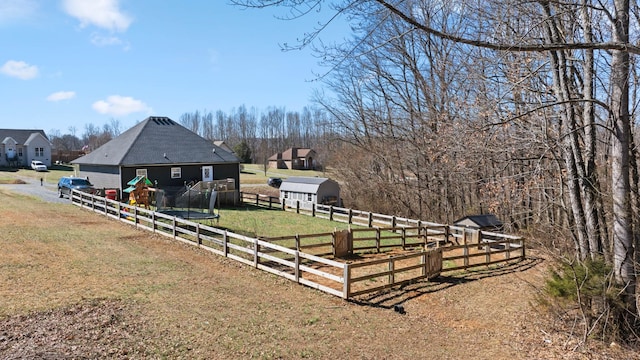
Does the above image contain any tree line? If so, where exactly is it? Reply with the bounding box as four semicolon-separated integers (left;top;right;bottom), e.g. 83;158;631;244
235;0;640;344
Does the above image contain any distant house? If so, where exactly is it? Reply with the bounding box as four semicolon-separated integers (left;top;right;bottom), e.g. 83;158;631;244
454;214;504;232
213;141;234;154
268;147;317;170
0;129;52;168
280;176;341;210
71;116;240;200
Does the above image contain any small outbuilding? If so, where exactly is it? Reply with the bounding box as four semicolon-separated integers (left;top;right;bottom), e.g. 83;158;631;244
279;176;341;210
454;214;504;232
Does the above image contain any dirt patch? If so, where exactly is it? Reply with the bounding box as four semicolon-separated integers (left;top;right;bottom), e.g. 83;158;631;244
0;299;150;359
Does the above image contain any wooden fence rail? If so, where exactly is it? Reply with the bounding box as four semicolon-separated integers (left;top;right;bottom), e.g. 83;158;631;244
71;190;526;300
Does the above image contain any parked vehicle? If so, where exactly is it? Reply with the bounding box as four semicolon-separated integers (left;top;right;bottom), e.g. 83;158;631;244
30;160;47;172
267;177;282;188
57;176;95;198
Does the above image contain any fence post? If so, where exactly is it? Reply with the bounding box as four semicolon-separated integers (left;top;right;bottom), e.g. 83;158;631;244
368;212;373;228
343;263;351;299
91;194;95;210
223;231;228;257
295;250;300;283
376;228;381;253
151;211;156;233
505;238;511;260
388;257;395;286
521;238;526;259
196;223;201;245
256;193;259;206
296;200;300;214
401;227;406;249
312;203;316;217
329;206;334;221
254;239;259;267
117;201;121;219
104;198;108;216
133;206;138;228
348;209;353;224
463;230;469;269
295;234;300;251
421;251;427;277
392;216;396;229
172;216;176;239
485;239;491;265
269;196;272;209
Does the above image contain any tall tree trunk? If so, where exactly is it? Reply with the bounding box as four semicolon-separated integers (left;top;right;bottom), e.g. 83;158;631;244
610;0;637;329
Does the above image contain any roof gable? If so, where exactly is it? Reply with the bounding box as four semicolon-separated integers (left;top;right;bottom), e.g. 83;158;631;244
280;176;333;193
0;129;49;145
454;214;503;229
72;116;239;166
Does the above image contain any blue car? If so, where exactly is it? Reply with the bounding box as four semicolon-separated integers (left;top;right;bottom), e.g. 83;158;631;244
57;176;95;198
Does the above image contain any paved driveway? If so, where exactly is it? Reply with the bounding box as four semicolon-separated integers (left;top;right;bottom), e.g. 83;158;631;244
0;176;69;204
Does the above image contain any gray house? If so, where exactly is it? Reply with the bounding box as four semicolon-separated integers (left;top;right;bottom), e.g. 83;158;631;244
280;176;341;210
71;116;240;200
0;129;52;168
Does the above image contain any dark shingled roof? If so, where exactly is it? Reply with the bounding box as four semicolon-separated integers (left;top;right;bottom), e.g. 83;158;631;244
454;214;503;228
0;129;49;144
71;117;239;166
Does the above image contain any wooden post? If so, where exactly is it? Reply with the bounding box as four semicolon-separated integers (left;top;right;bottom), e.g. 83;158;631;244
388;257;395;286
485;240;491;265
463;230;469;269
421;251;427;277
172;216;176;239
295;250;300;283
505;238;511;260
312;203;316;217
256;193;259;206
401;227;406;249
133;206;138;228
196;223;201;245
295;234;300;251
151;211;156;233
376;227;381;253
348;209;353;224
254;240;259;267
392;216;396;229
343;263;351;299
296;200;300;214
223;231;228;257
521;238;526;259
329;206;334;221
269;196;272;209
368;212;373;228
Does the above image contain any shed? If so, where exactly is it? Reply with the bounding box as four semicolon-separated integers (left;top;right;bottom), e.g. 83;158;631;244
454;214;504;232
279;176;341;210
71;116;240;201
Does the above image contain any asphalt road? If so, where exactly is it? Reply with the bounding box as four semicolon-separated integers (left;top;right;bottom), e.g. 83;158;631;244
0;175;70;204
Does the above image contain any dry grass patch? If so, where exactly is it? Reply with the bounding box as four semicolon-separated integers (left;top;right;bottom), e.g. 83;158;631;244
1;189;639;359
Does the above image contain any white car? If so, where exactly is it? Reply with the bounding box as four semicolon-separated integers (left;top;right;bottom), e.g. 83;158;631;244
31;160;47;172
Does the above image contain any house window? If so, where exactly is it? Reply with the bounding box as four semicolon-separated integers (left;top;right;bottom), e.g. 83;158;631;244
307;193;312;201
35;147;44;157
136;169;148;178
171;167;182;179
18;148;22;157
284;191;289;199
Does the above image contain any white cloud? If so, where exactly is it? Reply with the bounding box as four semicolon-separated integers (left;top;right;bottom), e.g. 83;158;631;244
92;95;151;116
46;91;76;102
0;0;38;24
90;33;122;46
0;60;38;79
62;0;132;32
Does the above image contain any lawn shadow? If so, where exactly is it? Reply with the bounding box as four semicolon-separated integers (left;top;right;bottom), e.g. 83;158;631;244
351;256;544;311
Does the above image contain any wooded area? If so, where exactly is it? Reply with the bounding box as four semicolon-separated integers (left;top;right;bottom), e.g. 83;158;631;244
231;0;640;344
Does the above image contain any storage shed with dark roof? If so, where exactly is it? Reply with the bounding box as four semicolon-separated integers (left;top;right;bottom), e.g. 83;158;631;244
453;214;504;232
71;116;240;200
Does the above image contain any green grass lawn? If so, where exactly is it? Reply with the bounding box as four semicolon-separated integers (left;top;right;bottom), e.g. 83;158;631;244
0;164;76;184
240;164;328;185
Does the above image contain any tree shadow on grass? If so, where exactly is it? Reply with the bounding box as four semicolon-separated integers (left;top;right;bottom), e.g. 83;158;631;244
350;256;544;311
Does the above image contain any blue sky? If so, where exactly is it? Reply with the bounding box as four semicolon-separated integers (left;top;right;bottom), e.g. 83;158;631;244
0;0;346;135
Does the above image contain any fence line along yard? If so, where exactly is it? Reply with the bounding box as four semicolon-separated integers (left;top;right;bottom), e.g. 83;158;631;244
71;190;526;300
